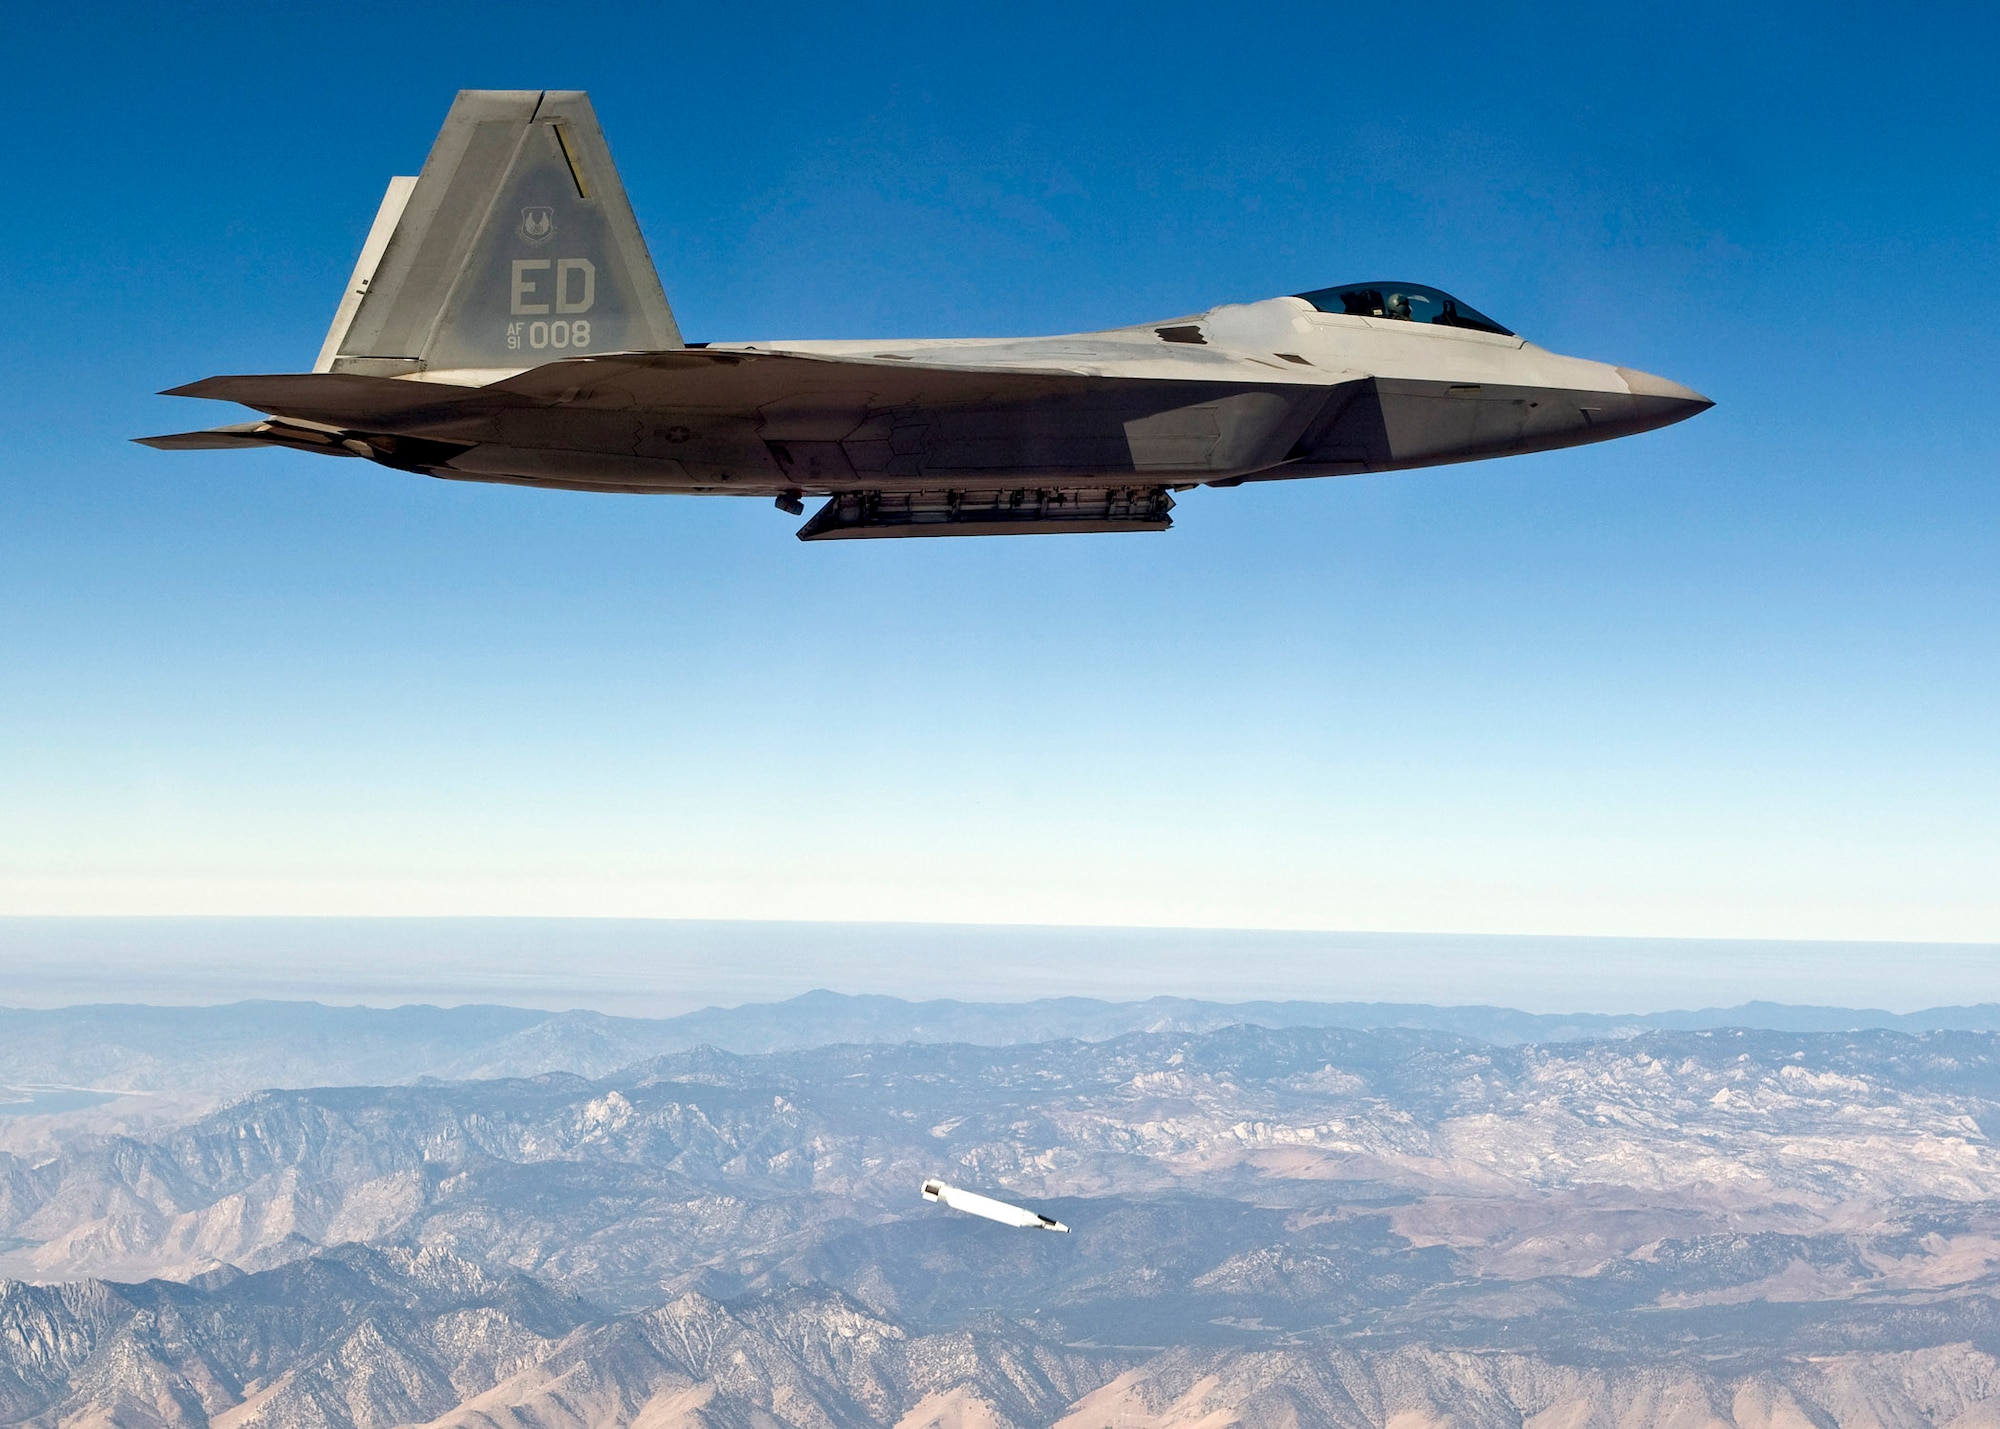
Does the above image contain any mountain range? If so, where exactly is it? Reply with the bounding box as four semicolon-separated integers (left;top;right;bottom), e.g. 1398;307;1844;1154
11;1012;2000;1422
10;991;2000;1099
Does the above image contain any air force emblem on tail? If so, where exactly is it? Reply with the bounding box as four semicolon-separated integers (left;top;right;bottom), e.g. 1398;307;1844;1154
508;256;595;353
520;206;555;243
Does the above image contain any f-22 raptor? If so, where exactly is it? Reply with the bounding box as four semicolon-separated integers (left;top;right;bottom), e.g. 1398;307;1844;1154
144;90;1711;539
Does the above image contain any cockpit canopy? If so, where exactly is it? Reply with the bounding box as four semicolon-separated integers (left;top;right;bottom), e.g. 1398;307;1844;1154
1293;282;1513;337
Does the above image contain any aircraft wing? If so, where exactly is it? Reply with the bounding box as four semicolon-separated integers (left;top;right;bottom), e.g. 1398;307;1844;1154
159;350;1357;475
163;346;1298;421
150;348;1368;536
490;347;1101;408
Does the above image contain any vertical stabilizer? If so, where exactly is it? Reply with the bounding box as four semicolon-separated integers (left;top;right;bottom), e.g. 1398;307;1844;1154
321;90;681;377
315;176;417;373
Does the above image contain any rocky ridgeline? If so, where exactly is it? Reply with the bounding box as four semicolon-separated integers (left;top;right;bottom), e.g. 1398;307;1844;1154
9;1248;2000;1427
0;1244;1110;1428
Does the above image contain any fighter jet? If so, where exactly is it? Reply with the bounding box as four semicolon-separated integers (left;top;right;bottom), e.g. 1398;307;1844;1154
142;90;1711;540
921;1178;1070;1233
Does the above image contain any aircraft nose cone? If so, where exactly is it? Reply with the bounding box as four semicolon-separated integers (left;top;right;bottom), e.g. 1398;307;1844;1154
1616;366;1713;427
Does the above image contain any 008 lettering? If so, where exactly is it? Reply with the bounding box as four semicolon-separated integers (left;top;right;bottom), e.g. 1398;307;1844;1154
519;319;591;351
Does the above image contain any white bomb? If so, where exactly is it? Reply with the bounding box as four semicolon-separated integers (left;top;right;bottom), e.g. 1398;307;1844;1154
921;1178;1070;1233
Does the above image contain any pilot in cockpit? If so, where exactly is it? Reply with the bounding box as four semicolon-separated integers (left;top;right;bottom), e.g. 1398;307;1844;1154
1299;282;1515;337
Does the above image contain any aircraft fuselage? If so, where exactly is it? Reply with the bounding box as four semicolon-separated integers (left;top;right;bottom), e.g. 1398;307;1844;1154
143;90;1709;539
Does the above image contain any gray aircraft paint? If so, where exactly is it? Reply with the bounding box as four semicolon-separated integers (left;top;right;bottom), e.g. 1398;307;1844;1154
142;90;1710;539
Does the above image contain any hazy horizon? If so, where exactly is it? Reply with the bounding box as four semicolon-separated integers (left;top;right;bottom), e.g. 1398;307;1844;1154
2;916;1993;1017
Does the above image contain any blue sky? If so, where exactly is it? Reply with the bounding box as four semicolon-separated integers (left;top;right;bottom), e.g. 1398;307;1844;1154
2;1;1996;948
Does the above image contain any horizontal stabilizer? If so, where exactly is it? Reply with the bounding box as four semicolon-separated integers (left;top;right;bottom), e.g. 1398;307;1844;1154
136;426;292;451
163;372;513;420
134;419;361;456
798;488;1174;539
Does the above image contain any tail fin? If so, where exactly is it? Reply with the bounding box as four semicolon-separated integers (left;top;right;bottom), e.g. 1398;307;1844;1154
316;90;681;377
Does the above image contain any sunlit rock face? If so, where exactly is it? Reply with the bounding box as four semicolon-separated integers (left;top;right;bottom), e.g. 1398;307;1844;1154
11;1022;2000;1424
